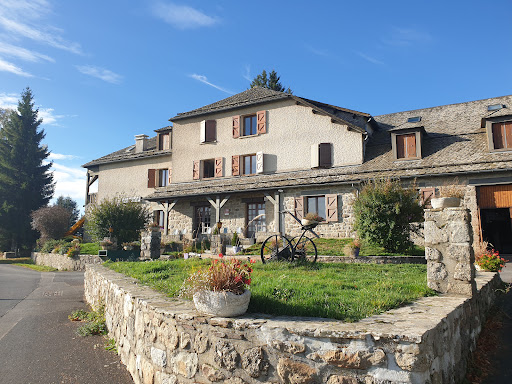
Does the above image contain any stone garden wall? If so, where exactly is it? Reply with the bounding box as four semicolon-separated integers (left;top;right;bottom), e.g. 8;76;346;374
85;264;501;384
32;252;103;271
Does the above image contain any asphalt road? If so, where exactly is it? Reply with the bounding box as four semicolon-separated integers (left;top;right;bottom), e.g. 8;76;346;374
0;265;133;384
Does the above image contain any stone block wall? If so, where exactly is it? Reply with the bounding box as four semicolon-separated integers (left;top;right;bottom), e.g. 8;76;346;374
85;264;501;384
141;230;161;260
32;252;103;271
424;207;476;296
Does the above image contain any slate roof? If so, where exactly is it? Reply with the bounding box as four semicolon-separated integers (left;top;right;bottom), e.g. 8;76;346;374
146;94;512;201
170;87;370;132
82;136;171;168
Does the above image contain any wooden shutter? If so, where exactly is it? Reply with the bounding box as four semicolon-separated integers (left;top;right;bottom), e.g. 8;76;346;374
232;116;240;138
162;133;169;150
215;157;223;177
319;143;332;167
294;196;304;221
396;135;406;159
168;167;172;184
420;187;435;208
206;120;216;142
256;110;266;134
256;152;264;174
478;185;512;208
405;134;416;158
147;169;156;188
505;122;512;149
325;194;338;222
200;121;206;143
232;155;240;176
193;161;200;180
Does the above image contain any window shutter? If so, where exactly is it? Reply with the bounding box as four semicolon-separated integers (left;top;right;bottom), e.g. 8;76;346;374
256;152;264;174
168;167;172;184
406;134;416;158
319;143;332;167
325;194;338;222
396;135;406;158
294;197;304;221
215;157;223;177
163;133;169;150
257;110;266;134
193;161;200;180
506;122;512;149
147;169;156;188
232;116;240;138
232;155;240;176
420;187;435;208
206;120;216;142
311;144;319;168
200;121;206;143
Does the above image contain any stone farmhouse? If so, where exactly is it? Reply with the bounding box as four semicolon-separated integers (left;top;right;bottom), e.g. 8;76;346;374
83;88;512;253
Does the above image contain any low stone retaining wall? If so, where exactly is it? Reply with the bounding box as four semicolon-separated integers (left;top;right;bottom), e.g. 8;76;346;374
85;264;502;384
318;255;426;264
32;252;103;271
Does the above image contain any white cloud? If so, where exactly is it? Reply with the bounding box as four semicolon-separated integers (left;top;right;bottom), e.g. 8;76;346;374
243;65;252;81
76;65;123;84
48;153;78;160
152;2;218;29
0;0;82;55
189;74;233;94
0;57;33;77
357;52;384;65
50;162;86;205
305;44;329;57
0;92;18;109
0;41;54;62
382;27;432;47
39;107;65;125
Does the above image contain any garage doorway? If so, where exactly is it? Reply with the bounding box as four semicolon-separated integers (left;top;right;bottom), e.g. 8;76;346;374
478;185;512;253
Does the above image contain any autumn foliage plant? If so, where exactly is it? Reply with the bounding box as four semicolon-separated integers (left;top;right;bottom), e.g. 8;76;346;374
476;247;506;272
181;258;254;298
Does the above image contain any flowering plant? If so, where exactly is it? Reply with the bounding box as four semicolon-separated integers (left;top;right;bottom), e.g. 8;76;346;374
181;259;254;298
304;212;324;222
476;247;506;272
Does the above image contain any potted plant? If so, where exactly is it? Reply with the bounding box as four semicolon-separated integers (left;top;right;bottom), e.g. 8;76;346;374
431;183;465;209
301;212;324;227
100;239;114;250
475;243;506;272
180;258;254;317
148;221;160;231
343;238;361;258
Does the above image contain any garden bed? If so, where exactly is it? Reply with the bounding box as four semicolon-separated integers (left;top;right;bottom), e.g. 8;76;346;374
104;258;433;322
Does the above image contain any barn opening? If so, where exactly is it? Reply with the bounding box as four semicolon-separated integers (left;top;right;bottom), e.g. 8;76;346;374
477;184;512;253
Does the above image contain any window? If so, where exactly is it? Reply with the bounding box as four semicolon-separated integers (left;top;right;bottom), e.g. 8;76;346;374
247;202;266;238
396;133;417;159
154;210;165;229
311;143;332;168
491;122;512;150
193;205;211;237
200;120;216;143
294;194;338;222
158;133;170;150
232;111;266;138
193;158;224;180
202;159;215;178
243;115;257;136
148;168;170;188
243;154;257;175
306;196;326;220
158;169;169;187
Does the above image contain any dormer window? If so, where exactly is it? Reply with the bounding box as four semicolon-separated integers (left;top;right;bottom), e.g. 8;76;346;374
390;128;424;160
491;121;512;150
158;133;170;150
407;116;422;123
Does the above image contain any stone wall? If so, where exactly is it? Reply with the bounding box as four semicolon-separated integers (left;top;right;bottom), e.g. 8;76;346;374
32;252;103;271
85;264;501;384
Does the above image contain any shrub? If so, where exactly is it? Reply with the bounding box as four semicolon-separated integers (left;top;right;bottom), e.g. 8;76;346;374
354;179;424;253
85;196;151;247
231;232;239;246
31;206;71;240
40;238;71;253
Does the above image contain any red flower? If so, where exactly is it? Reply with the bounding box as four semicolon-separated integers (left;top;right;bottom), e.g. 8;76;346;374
219;253;224;258
249;259;256;264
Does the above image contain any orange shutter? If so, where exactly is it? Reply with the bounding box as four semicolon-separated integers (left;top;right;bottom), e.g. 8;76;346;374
193;161;200;180
420;187;435;208
405;133;416;158
215;157;223;177
325;194;338;222
168;167;172;184
294;196;304;221
505;122;512;149
396;135;406;159
147;169;156;188
256;110;266;134
232;116;240;138
232;155;240;176
492;123;505;149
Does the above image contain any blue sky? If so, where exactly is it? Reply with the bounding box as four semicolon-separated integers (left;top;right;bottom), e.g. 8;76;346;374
1;0;511;210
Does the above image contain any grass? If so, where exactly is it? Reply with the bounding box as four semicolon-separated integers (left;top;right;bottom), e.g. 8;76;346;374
105;259;434;322
0;257;57;271
80;242;100;255
70;307;107;336
242;238;424;257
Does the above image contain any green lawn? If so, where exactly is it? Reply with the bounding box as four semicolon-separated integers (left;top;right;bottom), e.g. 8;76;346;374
80;242;100;255
105;259;433;322
0;257;57;271
242;238;424;257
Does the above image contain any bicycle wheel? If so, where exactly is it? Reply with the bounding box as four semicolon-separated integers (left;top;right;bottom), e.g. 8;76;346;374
290;236;318;263
260;234;293;263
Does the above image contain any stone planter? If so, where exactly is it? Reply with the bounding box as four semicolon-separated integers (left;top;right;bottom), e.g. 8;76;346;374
193;289;251;317
226;245;242;255
301;219;319;227
431;197;460;209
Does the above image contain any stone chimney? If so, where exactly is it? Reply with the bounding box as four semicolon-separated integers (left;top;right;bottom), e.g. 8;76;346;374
134;134;149;153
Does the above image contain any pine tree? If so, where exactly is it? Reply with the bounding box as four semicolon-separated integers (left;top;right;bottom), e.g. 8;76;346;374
54;196;80;226
0;88;54;254
250;70;292;94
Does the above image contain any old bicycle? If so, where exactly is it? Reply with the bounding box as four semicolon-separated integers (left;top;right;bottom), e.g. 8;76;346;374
260;210;319;263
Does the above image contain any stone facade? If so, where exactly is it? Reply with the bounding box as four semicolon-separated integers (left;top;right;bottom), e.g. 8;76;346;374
85;264;501;384
141;230;162;260
31;252;103;271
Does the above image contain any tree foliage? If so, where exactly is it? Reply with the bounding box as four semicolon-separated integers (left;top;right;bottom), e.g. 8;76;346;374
31;206;71;240
0;88;54;253
250;69;292;93
55;196;80;226
85;196;151;247
353;179;424;253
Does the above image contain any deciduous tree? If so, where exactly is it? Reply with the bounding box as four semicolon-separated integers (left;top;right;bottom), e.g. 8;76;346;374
55;196;80;226
31;206;71;240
